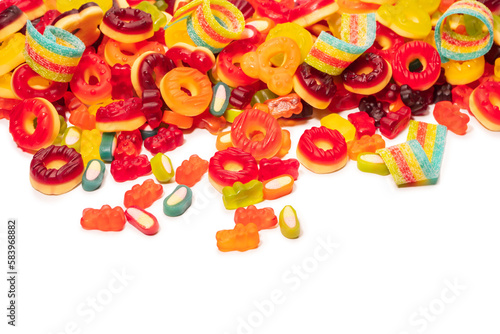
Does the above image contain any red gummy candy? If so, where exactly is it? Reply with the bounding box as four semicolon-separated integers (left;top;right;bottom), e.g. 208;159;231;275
234;205;277;230
124;179;163;209
348;111;376;138
175;154;209;187
433;101;470;135
144;125;183;154
379;106;412;139
452;85;473;113
258;157;299;181
110;154;151;182
80;205;126;232
110;64;134;100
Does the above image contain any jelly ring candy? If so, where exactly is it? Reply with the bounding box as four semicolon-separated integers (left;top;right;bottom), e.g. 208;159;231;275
304;13;376;76
104;38;165;67
70;51;112;105
9;98;60;152
24;21;85;83
160;67;213;117
392;41;441;91
80;205;126;232
442;56;486;85
0;5;27;42
12;63;68;102
279;205;300;239
365;22;404;63
151;153;175;183
208;147;259;193
30;145;85;195
125;206;160;236
96;97;146;132
376;0;432;39
53;2;104;46
131;51;175;98
0;32;24;76
342;52;392;95
292;63;336;109
210;82;231;117
296;126;348;174
469;80;500;131
166;42;216;74
222;180;264;210
186;0;246;53
163;185;193;217
216;39;259;87
265;22;314;64
82;159;106;191
434;0;494;62
100;7;154;43
216;223;260;252
357;152;390;176
231;108;283;161
240;36;301;96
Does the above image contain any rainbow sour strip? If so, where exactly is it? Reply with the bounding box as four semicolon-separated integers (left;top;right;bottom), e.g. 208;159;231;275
23;21;85;83
304;13;375;76
407;120;447;176
434;0;494;63
376;140;438;187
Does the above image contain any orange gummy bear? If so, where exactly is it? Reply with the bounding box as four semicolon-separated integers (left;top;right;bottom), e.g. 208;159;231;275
216;223;260;252
80;205;126;232
347;134;386;160
124;179;163;209
175;154;209;187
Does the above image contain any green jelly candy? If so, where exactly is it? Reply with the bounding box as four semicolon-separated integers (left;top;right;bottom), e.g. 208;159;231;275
151;153;175;183
163;185;192;217
251;89;278;106
99;132;117;162
357;152;390;176
210;81;231;117
222;180;263;210
279;205;300;239
82;159;106;191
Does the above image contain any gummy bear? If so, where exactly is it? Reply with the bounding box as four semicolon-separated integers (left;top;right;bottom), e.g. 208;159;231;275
80;205;126;232
234;205;278;230
346;134;386;161
175;155;209;187
347;111;376;138
144;126;183;155
124;179;163;209
216;223;260;252
433;101;470;135
110;154;152;182
258;157;300;182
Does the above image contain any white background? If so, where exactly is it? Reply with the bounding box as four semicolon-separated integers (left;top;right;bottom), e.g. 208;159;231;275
1;106;500;334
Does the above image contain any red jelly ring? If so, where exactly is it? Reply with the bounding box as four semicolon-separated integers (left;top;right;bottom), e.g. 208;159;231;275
293;62;336;109
100;7;154;43
12;64;68;102
366;22;404;63
231;108;282;160
296;126;347;174
9;97;60;152
131;51;175;97
216;39;259;87
342;52;392;95
208;147;259;192
391;41;441;91
470;80;500;131
29;145;85;195
70;52;112;105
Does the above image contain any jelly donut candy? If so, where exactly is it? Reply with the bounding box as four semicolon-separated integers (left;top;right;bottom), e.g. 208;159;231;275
376;0;432;39
100;7;154;43
96;97;146;132
469;80;500;131
104;38;165;67
434;0;494;62
392;41;441;91
442;57;486;85
29;145;84;195
69;51;112;105
208;147;259;193
160;67;212;117
131;51;175;98
240;37;301;96
166;42;215;74
293;63;336;109
342;52;392;95
304;13;376;76
366;22;404;63
296;126;348;174
0;32;24;76
265;22;314;64
11;63;68;102
9;98;60;152
53;2;103;46
216;40;259;87
24;21;85;83
0;5;27;42
231;108;283;161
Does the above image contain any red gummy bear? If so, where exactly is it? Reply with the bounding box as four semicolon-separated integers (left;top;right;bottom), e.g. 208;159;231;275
80;205;126;232
258;157;299;182
348;111;376;138
124;179;163;209
175;154;209;187
117;129;143;151
110;155;152;182
433;101;470;135
110;64;133;100
114;129;143;160
451;85;473;113
144;125;183;154
379;106;412;139
234;205;277;230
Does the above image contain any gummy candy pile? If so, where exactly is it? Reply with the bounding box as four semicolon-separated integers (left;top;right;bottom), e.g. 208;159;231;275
1;0;500;252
